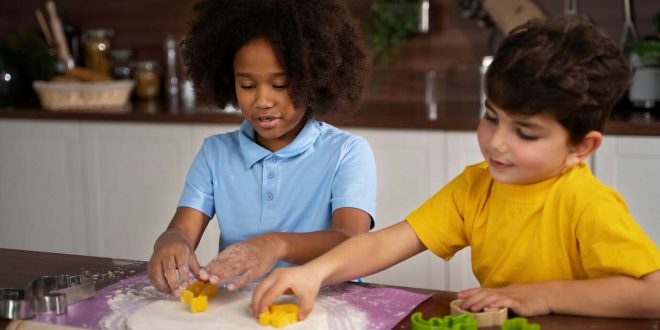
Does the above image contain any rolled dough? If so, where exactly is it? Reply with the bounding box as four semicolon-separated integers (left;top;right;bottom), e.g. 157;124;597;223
126;287;329;330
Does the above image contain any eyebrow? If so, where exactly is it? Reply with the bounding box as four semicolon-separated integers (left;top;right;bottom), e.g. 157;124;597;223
484;100;545;130
514;120;544;130
234;72;287;78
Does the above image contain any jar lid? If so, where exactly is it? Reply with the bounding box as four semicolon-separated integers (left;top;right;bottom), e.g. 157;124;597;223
133;61;160;71
83;29;115;39
110;49;134;61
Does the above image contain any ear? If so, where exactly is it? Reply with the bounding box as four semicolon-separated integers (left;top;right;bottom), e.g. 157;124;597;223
565;131;603;168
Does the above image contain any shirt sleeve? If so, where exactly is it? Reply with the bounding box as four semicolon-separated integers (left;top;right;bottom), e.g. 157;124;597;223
577;190;660;279
330;136;377;229
406;170;471;261
177;140;216;218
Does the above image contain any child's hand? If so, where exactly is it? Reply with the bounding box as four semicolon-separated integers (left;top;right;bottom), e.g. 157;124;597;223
198;234;281;290
147;230;201;296
457;283;551;317
250;266;322;320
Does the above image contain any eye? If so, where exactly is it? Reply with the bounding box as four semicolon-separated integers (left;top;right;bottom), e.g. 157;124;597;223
516;130;539;141
273;83;289;90
483;112;497;123
239;84;255;90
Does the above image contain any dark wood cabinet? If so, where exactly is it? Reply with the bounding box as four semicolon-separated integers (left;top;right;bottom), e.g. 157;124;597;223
1;0;659;125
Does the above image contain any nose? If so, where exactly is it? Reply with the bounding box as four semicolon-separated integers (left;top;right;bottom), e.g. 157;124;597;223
255;87;275;109
489;125;509;153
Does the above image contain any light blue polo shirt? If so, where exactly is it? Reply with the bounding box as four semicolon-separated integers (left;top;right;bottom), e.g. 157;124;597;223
178;119;376;266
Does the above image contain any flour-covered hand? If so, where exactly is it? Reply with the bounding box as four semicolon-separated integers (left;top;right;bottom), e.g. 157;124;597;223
250;266;322;320
199;234;282;291
457;283;552;317
147;230;201;296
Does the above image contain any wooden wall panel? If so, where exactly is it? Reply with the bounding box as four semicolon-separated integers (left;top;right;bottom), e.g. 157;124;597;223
1;0;658;112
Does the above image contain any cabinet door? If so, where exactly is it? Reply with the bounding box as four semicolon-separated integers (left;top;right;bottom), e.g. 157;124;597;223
445;132;482;291
595;136;660;246
81;123;193;260
347;128;447;290
0;120;86;254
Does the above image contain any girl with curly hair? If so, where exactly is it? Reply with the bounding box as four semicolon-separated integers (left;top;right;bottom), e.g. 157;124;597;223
148;0;376;297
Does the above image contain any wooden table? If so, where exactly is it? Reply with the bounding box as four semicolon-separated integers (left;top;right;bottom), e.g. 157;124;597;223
1;249;658;329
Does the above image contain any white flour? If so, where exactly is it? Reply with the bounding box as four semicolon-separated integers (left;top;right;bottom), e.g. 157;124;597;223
100;285;167;330
100;284;368;330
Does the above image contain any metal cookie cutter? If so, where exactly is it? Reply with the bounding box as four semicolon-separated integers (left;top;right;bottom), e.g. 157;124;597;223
0;288;34;320
0;274;95;320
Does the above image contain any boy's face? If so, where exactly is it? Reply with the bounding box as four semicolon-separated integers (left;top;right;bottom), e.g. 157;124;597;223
477;101;577;185
234;38;306;152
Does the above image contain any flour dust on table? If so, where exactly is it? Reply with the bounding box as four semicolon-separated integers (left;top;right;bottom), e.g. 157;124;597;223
126;285;367;330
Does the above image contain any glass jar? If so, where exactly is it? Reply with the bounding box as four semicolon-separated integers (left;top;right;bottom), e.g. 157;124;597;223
109;49;134;80
133;61;161;100
82;29;114;77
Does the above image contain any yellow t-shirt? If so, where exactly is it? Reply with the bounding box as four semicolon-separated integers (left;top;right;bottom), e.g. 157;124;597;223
406;161;660;288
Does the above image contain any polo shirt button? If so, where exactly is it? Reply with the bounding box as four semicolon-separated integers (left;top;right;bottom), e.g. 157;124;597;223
267;172;275;179
270;158;277;163
266;192;273;201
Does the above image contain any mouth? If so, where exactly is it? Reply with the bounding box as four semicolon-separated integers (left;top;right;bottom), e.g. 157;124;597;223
254;115;280;129
489;157;512;169
256;115;279;122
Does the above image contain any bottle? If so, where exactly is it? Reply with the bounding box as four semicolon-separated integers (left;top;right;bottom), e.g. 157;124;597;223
82;28;114;77
133;61;161;100
163;35;179;98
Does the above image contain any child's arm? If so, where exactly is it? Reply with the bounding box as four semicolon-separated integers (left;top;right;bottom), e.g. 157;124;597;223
198;207;372;290
249;220;427;320
458;270;660;318
148;207;209;295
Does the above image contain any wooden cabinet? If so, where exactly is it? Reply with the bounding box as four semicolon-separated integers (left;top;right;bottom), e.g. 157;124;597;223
444;132;483;291
0;120;86;254
80;123;194;260
594;135;660;246
345;130;481;291
1;118;658;291
347;128;448;290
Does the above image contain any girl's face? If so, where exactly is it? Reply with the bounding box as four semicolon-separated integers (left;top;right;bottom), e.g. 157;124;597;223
477;101;576;185
234;38;306;152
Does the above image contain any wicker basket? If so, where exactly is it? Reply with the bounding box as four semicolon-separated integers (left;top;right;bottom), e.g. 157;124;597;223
33;80;135;112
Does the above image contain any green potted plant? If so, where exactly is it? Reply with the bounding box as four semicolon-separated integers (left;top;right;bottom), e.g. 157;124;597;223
364;0;428;89
625;13;660;109
365;0;425;66
0;29;56;107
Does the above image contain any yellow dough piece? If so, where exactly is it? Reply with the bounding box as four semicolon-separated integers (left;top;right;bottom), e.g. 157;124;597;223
186;280;207;296
190;295;208;313
258;303;299;328
199;282;218;298
180;280;217;313
180;290;194;305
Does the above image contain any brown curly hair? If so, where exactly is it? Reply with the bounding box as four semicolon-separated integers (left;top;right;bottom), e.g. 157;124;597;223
182;0;367;119
486;18;631;144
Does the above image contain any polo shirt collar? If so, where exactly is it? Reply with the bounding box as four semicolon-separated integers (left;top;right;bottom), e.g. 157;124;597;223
239;119;320;169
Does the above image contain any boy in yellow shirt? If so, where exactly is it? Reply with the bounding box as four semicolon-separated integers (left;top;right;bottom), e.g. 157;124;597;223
250;18;660;320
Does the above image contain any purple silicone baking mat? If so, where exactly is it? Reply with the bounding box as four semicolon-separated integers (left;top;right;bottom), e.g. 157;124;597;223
33;272;433;329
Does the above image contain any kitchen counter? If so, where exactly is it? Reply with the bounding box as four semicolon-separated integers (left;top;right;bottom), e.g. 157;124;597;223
1;249;659;330
1;100;659;136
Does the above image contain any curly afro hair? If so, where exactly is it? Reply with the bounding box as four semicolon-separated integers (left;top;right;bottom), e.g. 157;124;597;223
182;0;367;119
486;18;631;144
